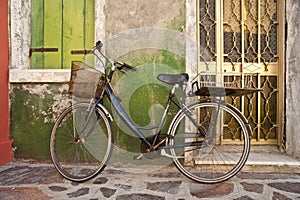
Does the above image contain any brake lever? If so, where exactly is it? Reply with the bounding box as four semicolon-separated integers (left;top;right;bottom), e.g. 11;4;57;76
115;62;136;71
123;63;137;71
120;69;129;76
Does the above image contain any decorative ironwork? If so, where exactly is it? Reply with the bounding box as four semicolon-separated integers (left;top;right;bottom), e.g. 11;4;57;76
197;0;281;145
198;0;217;69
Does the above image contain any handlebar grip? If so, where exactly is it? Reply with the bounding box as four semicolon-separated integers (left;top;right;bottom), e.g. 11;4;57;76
123;63;137;71
95;41;103;51
115;62;136;71
96;41;103;47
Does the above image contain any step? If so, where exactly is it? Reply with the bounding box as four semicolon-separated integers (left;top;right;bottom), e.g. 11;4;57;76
243;147;300;173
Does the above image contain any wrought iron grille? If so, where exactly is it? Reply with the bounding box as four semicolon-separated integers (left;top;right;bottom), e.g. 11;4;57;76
197;0;283;145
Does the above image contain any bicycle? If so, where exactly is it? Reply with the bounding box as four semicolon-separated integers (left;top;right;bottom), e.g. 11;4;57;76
50;41;260;183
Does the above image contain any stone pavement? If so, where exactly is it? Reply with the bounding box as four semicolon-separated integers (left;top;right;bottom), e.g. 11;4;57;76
0;160;300;200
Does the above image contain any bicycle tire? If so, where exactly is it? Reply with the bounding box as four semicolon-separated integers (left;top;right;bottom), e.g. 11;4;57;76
167;101;251;183
50;102;114;182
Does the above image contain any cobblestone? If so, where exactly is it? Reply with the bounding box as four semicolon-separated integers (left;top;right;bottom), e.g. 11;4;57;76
268;182;300;194
1;161;300;199
240;182;264;193
189;183;234;198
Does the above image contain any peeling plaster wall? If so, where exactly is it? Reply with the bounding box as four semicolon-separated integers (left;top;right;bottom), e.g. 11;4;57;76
11;84;71;123
10;84;71;159
9;0;186;160
9;0;106;159
286;0;300;159
10;0;31;70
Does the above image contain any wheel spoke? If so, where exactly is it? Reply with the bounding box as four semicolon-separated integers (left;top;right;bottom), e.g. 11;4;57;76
168;102;250;183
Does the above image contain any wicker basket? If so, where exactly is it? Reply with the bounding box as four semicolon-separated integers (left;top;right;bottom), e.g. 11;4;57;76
69;61;106;99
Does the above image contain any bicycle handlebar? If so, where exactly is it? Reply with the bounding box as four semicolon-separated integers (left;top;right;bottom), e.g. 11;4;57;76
94;41;137;73
115;61;137;71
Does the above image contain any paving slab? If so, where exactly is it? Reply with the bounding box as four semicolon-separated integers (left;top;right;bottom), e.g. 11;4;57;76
0;159;300;200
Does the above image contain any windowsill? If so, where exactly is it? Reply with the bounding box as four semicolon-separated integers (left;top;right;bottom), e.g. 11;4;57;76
9;69;71;83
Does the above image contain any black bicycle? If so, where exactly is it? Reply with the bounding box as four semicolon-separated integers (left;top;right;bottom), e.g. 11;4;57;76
50;41;259;183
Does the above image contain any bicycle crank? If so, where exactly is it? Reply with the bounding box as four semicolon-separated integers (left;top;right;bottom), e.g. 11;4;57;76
140;135;166;160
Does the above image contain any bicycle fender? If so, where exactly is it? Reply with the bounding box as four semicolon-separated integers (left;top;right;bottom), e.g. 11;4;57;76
167;101;253;138
97;104;114;122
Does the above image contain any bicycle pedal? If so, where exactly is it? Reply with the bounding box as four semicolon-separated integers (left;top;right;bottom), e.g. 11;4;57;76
133;154;144;160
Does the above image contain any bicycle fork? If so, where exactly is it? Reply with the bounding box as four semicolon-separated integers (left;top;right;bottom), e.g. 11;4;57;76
73;100;100;143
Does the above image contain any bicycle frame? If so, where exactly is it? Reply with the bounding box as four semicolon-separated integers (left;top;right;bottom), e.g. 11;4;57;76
89;79;207;153
83;44;207;150
102;80;180;148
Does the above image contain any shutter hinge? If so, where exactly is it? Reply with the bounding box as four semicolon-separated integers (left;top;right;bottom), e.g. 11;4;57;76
29;47;58;57
71;49;93;55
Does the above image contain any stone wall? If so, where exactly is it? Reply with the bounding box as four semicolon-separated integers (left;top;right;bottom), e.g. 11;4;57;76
286;0;300;159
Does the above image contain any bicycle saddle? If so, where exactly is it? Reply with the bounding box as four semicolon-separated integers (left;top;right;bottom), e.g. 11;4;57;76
157;73;189;85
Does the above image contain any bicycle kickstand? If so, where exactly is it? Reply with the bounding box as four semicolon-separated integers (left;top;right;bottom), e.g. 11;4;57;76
133;153;144;160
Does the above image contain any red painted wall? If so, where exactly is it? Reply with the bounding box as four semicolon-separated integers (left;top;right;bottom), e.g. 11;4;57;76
0;0;12;166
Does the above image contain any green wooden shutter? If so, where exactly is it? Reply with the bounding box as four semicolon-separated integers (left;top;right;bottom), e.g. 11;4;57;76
31;0;44;69
44;0;62;69
30;0;94;69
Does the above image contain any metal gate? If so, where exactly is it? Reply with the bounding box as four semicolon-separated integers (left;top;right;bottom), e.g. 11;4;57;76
197;0;285;145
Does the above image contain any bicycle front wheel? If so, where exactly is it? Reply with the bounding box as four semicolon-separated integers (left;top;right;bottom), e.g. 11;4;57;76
50;102;114;182
168;101;251;183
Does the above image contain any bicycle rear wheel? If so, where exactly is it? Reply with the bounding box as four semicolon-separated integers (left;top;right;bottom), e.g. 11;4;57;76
50;102;113;182
168;101;251;183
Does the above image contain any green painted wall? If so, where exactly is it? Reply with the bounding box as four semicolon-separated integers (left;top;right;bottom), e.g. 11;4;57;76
10;50;185;161
10;84;70;160
11;0;186;161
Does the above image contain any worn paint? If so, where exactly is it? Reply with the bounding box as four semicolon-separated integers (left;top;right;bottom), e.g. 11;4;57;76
12;84;71;122
10;0;31;70
9;0;187;160
9;69;70;83
10;84;71;160
8;0;104;160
